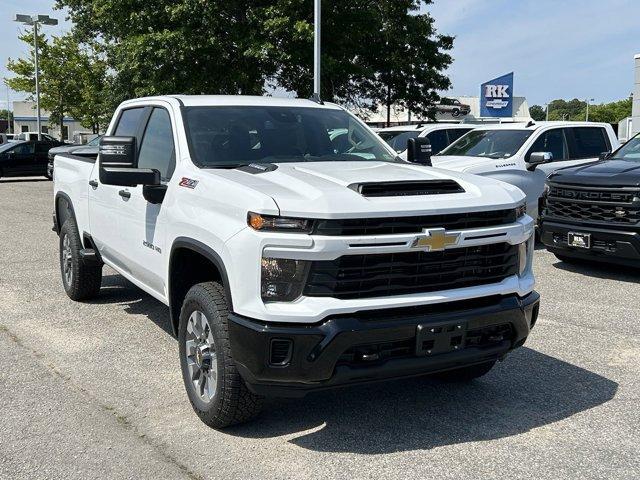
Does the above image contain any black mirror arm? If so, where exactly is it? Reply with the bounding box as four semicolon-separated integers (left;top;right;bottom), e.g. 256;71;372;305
143;184;167;204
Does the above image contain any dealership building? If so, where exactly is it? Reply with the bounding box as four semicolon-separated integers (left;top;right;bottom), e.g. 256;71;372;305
363;72;533;127
12;101;91;140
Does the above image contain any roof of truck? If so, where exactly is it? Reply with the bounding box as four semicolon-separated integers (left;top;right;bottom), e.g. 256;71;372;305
121;95;343;110
471;121;612;131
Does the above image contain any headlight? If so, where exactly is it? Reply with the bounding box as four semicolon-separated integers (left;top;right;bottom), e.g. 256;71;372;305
261;257;309;302
518;236;533;275
248;212;312;233
515;202;527;219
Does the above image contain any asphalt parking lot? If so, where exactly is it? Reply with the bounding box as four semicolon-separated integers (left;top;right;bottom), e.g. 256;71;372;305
1;178;639;480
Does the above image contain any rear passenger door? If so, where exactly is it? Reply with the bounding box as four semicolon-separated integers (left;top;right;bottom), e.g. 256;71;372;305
6;142;36;175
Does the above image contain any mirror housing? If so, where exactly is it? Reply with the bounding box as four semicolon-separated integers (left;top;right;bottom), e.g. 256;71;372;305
407;137;432;165
599;151;611;161
526;151;553;171
99;135;161;187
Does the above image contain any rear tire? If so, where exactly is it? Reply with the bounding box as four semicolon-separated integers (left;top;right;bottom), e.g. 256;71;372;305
432;360;496;382
59;219;102;300
179;282;263;429
452;108;460;117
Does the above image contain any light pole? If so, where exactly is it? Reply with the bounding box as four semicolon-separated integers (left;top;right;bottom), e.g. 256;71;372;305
585;98;594;122
14;14;58;140
313;0;321;100
3;80;10;134
545;103;549;121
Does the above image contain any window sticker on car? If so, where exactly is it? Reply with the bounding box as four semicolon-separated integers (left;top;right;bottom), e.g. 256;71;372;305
179;177;198;189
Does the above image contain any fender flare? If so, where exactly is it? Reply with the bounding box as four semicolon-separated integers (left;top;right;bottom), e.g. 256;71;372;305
54;192;78;234
168;237;234;335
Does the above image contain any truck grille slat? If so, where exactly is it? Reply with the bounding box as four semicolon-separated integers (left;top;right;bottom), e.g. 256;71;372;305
312;209;516;236
304;243;518;299
545;184;640;225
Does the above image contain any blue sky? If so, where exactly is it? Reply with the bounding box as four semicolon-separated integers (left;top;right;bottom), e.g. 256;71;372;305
1;0;639;109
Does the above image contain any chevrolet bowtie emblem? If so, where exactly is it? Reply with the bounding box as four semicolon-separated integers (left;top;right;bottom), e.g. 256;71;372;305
412;228;461;252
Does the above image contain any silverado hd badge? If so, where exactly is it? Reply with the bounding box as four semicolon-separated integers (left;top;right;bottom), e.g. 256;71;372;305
412;228;461;252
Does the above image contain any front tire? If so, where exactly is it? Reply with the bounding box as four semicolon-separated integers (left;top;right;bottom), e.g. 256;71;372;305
59;219;102;300
432;360;496;382
179;282;263;428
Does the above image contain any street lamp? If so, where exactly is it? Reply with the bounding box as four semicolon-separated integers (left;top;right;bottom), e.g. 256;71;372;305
14;14;58;140
585;98;595;122
544;103;549;121
313;0;321;101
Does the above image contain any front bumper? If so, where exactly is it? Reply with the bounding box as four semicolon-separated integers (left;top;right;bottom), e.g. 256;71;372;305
541;220;640;267
228;292;540;397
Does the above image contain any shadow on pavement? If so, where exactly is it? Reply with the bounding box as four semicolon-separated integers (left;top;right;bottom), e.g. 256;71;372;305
87;274;175;337
552;257;640;283
230;348;617;454
90;273;618;454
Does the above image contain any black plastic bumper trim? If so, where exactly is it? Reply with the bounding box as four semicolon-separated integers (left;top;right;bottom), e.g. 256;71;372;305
228;292;540;397
541;220;640;266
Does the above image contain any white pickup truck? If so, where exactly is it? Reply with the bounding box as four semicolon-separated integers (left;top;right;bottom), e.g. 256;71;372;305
432;122;620;219
53;95;539;428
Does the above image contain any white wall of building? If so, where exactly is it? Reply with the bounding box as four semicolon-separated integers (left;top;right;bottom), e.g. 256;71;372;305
632;54;640;137
12;101;91;141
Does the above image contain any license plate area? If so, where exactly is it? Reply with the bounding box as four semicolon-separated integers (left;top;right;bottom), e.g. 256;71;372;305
568;232;591;249
416;321;467;356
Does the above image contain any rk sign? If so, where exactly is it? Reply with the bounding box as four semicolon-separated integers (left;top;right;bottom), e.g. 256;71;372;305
480;72;514;118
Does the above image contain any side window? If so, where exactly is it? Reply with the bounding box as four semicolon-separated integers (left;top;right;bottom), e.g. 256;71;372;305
12;143;35;155
526;129;567;162
446;128;472;144
568;127;610;159
426;130;449;155
137;108;176;180
114;107;145;139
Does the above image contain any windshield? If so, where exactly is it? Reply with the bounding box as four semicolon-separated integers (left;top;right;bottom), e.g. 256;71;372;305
86;135;102;146
378;130;420;153
438;129;533;159
183;106;395;167
611;134;640;161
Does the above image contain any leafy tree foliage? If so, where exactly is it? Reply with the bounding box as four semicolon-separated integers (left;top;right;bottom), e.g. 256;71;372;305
529;104;546;121
57;0;453;119
540;98;632;123
6;31;110;135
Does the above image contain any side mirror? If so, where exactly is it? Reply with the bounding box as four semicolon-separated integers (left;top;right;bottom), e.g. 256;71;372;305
99;136;160;187
526;151;553;171
599;151;611;160
407;137;432;165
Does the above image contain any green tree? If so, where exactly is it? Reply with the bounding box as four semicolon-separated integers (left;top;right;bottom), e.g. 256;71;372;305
547;98;587;121
57;0;453;120
587;98;632;124
529;105;546;121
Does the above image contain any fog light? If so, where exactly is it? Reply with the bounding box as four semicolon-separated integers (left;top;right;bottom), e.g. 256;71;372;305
261;257;309;302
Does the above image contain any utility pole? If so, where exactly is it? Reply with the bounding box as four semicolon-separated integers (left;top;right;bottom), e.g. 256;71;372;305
4;81;10;134
14;14;58;140
585;98;594;122
545;103;549;121
313;0;321;100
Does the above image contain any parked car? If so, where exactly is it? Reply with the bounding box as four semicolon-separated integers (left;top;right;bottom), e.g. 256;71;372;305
540;132;640;266
14;132;59;142
47;135;103;179
434;98;471;117
0;139;65;180
431;122;620;219
378;124;475;158
53;95;538;428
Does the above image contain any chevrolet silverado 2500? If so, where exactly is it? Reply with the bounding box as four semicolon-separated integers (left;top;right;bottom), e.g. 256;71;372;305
53;95;539;428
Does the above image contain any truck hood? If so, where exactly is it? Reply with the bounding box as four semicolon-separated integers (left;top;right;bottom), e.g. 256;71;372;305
209;161;524;218
431;155;500;173
548;159;640;187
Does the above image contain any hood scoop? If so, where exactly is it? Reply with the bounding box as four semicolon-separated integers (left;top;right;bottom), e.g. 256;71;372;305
349;180;465;197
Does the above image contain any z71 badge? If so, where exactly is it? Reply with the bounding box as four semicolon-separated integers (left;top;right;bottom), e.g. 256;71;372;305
179;177;199;189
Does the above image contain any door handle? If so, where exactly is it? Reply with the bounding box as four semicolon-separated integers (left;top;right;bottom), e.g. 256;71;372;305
118;190;131;199
89;180;98;188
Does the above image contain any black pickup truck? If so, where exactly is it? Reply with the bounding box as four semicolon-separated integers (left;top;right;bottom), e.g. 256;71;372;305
540;132;640;267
